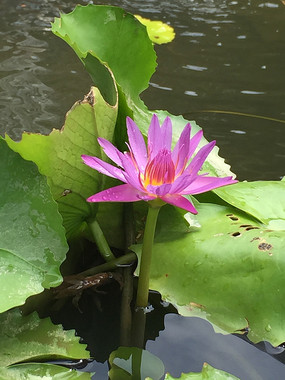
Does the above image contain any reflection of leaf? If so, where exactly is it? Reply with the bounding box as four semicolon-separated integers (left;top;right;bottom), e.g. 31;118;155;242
132;201;285;346
0;309;89;367
135;15;175;44
6;87;118;239
0;363;91;379
109;346;164;380
0;138;68;312
164;363;238;379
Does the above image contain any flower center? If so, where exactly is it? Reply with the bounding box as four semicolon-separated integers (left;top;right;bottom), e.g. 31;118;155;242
143;149;175;187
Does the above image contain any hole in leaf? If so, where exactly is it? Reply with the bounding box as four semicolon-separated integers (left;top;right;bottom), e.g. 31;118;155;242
231;232;241;237
245;226;260;231
226;213;239;221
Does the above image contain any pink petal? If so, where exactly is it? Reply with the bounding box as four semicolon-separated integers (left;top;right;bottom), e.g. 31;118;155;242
87;184;155;203
160;194;198;214
97;138;123;167
81;155;126;182
168;174;195;194
147;114;161;159
181;176;237;195
188;129;203;159
172;123;191;175
118;152;144;190
147;183;172;196
160;116;172;151
184;141;216;177
126;117;147;171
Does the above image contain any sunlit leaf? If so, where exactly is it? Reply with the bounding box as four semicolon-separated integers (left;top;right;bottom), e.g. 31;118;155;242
132;201;285;346
215;181;285;227
6;87;118;240
164;363;239;379
0;138;68;312
135;15;175;44
0;309;89;367
109;347;164;380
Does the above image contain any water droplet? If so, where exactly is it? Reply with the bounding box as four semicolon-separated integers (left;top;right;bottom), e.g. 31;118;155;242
265;324;271;332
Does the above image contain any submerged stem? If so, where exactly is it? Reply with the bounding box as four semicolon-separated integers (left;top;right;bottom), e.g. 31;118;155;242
135;202;161;308
79;252;136;277
88;218;116;262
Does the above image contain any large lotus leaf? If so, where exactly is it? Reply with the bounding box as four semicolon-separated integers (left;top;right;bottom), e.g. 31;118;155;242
51;5;235;178
0;138;68;312
164;363;239;379
0;363;91;379
51;4;157;103
0;309;89;367
132;202;285;346
214;181;285;229
6;87;118;240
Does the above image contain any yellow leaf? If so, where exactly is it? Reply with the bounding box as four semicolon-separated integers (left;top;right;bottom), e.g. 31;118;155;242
135;14;175;44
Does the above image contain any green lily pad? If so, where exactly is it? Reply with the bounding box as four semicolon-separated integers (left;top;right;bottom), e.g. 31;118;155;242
51;4;157;103
0;309;89;367
0;363;91;379
132;201;285;345
215;181;285;226
135;15;175;44
6;87;118;240
0;138;68;312
164;363;239;379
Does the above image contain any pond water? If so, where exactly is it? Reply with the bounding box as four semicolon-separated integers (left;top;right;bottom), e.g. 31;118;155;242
1;0;285;379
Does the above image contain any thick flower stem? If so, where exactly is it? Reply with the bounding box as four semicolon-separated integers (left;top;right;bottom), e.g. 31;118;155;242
88;219;116;262
135;203;161;308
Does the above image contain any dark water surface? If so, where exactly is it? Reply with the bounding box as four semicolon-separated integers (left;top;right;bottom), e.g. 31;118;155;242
1;1;285;379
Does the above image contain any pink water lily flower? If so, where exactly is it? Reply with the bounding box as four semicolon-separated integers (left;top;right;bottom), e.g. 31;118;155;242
82;114;237;214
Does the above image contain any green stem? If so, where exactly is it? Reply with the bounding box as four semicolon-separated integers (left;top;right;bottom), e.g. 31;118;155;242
135;203;161;308
79;252;136;277
88;219;116;262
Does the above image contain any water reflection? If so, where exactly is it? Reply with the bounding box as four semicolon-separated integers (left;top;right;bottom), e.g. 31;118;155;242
147;314;285;380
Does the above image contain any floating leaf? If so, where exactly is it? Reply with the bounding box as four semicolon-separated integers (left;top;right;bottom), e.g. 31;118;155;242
135;15;175;44
6;87;118;240
132;201;285;346
164;363;239;379
51;5;157;103
0;309;89;367
215;181;285;227
0;363;91;379
0;138;68;312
